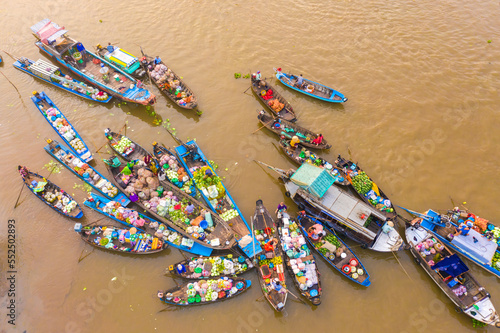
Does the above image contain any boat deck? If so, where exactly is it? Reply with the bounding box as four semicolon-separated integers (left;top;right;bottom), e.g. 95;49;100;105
81;55;132;91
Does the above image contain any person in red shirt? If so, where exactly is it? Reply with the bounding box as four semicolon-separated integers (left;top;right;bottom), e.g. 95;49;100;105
311;134;323;146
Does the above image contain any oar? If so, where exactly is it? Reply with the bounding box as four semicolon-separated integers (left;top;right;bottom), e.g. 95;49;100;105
391;251;414;283
78;246;95;263
252;116;276;134
286;289;306;305
2;50;19;61
0;71;28;111
13;183;25;209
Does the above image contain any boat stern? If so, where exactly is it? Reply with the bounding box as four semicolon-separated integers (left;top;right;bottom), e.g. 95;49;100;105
370;222;405;252
360;277;371;287
465;297;500;327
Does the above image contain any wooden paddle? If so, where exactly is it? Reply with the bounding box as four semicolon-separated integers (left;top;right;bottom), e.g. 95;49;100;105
252;114;276;134
13;184;24;209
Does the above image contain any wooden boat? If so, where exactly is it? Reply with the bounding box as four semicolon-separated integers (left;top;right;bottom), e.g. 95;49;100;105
44;139;130;206
335;155;396;218
104;129;157;169
275;69;347;103
84;192;213;256
405;220;500;327
298;214;370;286
400;207;500;279
103;160;236;251
253;200;288;312
143;55;198;110
18;165;83;218
152;142;199;200
95;44;146;79
13;57;112;102
251;76;296;122
257;111;331;150
277;139;349;186
256;161;404;252
31;19;155;105
77;223;167;254
276;212;322;304
31;91;93;162
158;277;251;306
175;140;263;258
168;255;253;279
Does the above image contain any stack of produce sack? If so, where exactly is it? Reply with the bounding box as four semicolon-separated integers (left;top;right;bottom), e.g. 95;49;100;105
89;226;162;252
43;190;78;213
164;277;244;304
151;64;174;84
158;154;193;193
268;99;284;112
181;255;250;278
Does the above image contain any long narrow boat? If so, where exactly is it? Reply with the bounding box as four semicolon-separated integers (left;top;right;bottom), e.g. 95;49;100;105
253;200;288;312
18;165;83;218
31;91;92;162
144;55;198;110
84;192;212;256
44;139;130;206
31;19;155;105
335;155;396;218
275;69;347;103
251;76;296;122
103;158;236;251
256;161;405;252
298;214;370;286
276;212;322;304
175;140;263;258
405;219;500;327
168;255;253;279
158;277;251;306
400;207;500;279
152;142;199;200
13;57;112;103
258;111;331;150
277;139;349;186
76;223;167;254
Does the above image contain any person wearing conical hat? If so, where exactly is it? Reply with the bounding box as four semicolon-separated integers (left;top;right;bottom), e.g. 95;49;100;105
290;135;300;148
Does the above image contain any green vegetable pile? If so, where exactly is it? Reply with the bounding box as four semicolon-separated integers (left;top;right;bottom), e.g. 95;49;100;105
325;234;342;248
492;252;500;269
192;166;226;199
352;171;373;195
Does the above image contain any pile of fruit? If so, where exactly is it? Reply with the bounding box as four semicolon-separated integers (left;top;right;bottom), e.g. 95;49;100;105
351;171;373;195
324;234;342;248
492;252;500;270
220;208;239;222
69;138;87;155
259;256;283;267
112;137;133;155
192;166;226;199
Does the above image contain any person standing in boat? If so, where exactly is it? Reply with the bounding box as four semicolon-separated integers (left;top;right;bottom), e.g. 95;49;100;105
275;202;287;215
154;56;162;65
254;71;262;83
106;42;115;53
296;74;304;88
75;42;86;63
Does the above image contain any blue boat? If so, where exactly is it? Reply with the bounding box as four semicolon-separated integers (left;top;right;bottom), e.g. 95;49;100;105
175;140;262;257
13;57;112;103
275;69;347;103
31;91;93;162
18;165;83;219
31;19;155;105
298;214;371;286
44;139;130;206
400;207;500;279
84;193;213;256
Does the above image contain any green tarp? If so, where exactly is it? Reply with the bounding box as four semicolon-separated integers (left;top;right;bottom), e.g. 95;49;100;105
290;163;335;198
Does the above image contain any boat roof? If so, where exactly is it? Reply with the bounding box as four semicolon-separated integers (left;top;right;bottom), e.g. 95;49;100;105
106;48;138;68
32;19;77;54
291;163;335;198
431;254;469;278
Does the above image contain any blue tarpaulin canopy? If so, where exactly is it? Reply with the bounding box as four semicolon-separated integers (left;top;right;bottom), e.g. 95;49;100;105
431;254;469;278
291;163;335;198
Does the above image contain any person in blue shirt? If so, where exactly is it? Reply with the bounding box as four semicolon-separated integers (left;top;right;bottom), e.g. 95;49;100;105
154;56;162;65
454;222;471;237
106;42;115;53
296;74;304;88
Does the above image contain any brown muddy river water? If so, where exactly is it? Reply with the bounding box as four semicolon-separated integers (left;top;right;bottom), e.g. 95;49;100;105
1;0;499;332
